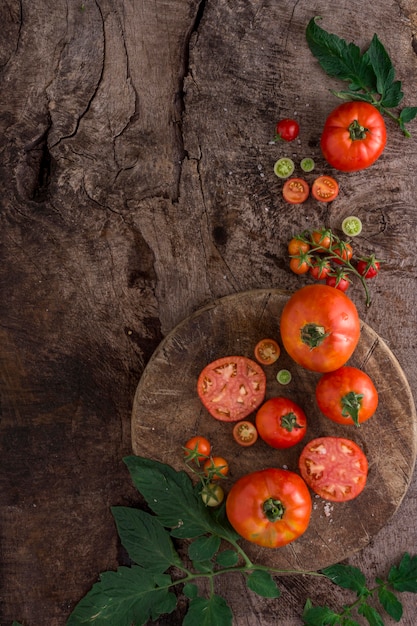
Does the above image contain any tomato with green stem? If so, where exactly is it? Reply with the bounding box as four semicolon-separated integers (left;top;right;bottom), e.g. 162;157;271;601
320;101;387;172
326;270;351;292
333;241;353;265
203;456;229;480
201;482;225;507
255;397;307;449
226;468;312;547
289;252;311;275
283;178;310;204
184;436;211;463
310;228;333;250
232;420;258;447
316;366;378;427
356;255;381;279
312;175;339;202
288;236;310;256
275;118;299;142
309;256;332;280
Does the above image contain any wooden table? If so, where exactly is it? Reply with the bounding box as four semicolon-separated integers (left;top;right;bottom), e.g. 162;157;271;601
1;2;417;624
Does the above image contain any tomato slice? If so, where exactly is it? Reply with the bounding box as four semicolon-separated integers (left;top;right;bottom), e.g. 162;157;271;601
197;356;266;422
282;177;309;204
299;436;368;502
232;420;258;447
311;175;339;202
254;338;280;365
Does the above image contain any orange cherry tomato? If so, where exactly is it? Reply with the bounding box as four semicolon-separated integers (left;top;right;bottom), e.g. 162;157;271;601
288;237;310;256
183;436;211;462
311;176;339;202
254;338;281;365
203;456;229;480
282;178;310;204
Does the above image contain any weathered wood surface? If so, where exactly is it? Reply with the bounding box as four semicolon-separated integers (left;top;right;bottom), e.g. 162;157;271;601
131;289;417;571
1;1;417;624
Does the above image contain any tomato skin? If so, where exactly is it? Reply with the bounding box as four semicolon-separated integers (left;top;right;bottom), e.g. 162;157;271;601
184;436;211;462
282;178;310;204
226;468;312;548
356;258;381;279
333;242;353;265
276;118;299;142
288;237;310;256
203;456;229;479
280;285;360;373
325;274;351;292
309;257;331;280
299;436;368;502
289;255;311;275
255;397;307;449
320;102;387;172
232;420;258;447
310;229;333;250
254;338;281;365
316;366;378;426
197;356;266;422
311;176;339;202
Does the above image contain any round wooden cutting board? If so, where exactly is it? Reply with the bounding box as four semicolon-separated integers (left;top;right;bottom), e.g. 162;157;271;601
131;289;417;571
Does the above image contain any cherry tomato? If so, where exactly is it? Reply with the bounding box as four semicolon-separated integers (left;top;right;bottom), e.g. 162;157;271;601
289;254;311;275
309;257;332;280
299;436;368;502
356;256;381;279
203;456;229;480
276;118;299;142
255;397;307;449
232;421;258;447
310;228;333;250
333;242;353;265
316;366;378;427
201;483;224;507
325;272;351;292
320;102;387;172
288;237;310;256
226;468;312;548
183;436;211;462
254;338;281;365
282;178;310;204
197;356;266;422
280;285;360;373
311;176;339;202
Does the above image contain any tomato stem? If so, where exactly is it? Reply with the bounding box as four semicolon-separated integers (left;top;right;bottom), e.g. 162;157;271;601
263;497;285;522
348;119;369;141
301;323;330;348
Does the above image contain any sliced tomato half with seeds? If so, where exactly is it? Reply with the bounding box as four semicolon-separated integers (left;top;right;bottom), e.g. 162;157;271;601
197;356;267;421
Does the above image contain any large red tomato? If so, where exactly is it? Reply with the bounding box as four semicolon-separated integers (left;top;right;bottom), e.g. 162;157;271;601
316;366;378;426
280;285;360;373
255;397;307;449
197;356;266;422
226;468;312;548
320;102;386;172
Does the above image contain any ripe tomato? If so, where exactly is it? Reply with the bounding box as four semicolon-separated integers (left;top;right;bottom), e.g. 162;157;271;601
282;178;309;204
226;468;311;548
309;257;331;280
197;356;266;422
310;229;333;250
320;102;387;172
276;118;299;142
203;456;229;480
299;436;368;502
254;338;281;365
356;256;381;279
311;176;339;202
255;397;307;449
232;420;258;447
288;236;310;256
280;285;360;373
315;366;378;427
325;272;351;292
289;255;311;275
333;242;353;265
184;436;211;462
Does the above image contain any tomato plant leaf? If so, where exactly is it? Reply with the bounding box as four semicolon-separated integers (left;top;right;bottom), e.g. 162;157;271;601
321;563;367;595
246;569;281;598
302;604;344;625
188;534;221;562
66;566;176;626
183;583;199;599
111;506;182;572
388;552;417;592
377;586;403;621
364;34;403;106
358;602;384;626
216;549;239;568
183;594;233;626
399;106;417;123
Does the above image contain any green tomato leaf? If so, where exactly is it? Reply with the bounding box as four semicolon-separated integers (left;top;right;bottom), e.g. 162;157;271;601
183;583;199;600
302;604;343;625
66;566;176;626
321;563;367;595
188;534;221;562
183;594;233;626
111;506;182;572
216;549;239;568
399;107;417;124
378;586;403;621
388;552;417;592
364;34;402;105
246;569;281;598
358;602;384;626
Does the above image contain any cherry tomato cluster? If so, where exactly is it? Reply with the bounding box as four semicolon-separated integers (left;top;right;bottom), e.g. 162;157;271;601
288;227;381;306
183;436;229;507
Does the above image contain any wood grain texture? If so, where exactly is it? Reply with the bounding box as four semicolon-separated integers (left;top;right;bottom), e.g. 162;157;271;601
1;0;417;624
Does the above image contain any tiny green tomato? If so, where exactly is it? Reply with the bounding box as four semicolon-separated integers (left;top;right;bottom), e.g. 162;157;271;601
274;157;295;179
300;157;315;172
342;216;363;237
277;369;292;385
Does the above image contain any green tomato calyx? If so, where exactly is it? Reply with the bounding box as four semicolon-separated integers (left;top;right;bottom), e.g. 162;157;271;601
281;412;304;432
263;497;285;522
301;323;330;348
341;391;364;426
349;119;369;141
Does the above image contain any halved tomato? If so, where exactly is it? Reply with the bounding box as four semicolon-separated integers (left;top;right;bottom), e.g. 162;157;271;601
254;338;281;365
298;436;368;502
197;356;266;422
311;175;339;202
282;177;310;204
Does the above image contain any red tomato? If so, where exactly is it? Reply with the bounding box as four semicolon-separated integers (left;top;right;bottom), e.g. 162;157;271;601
280;285;360;373
316;366;378;427
299;436;368;502
254;338;281;365
333;242;353;265
282;178;310;204
197;356;266;422
288;237;310;256
325;273;351;292
309;257;332;280
232;421;258;447
320;102;387;172
226;468;312;548
289;254;311;275
311;176;339;202
255;397;307;449
203;456;229;480
183;436;211;462
276;118;299;142
310;229;333;250
356;257;381;279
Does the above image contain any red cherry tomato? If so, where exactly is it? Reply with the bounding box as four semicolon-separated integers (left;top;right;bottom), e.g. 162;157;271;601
282;178;310;204
325;273;351;292
333;242;353;265
356;257;381;279
309;257;332;280
311;176;339;202
254;338;281;365
299;436;368;502
255;397;307;449
232;421;258;447
276;118;299;142
183;436;211;462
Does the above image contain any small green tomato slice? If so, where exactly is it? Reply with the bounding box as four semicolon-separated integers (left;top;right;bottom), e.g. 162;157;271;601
342;216;363;237
274;157;295;179
300;157;315;172
276;369;292;385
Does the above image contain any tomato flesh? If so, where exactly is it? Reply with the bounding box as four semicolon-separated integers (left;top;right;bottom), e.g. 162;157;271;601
226;468;312;548
312;176;339;202
232;420;258;446
282;177;309;204
299;436;368;502
256;397;307;449
254;338;281;365
197;356;266;421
